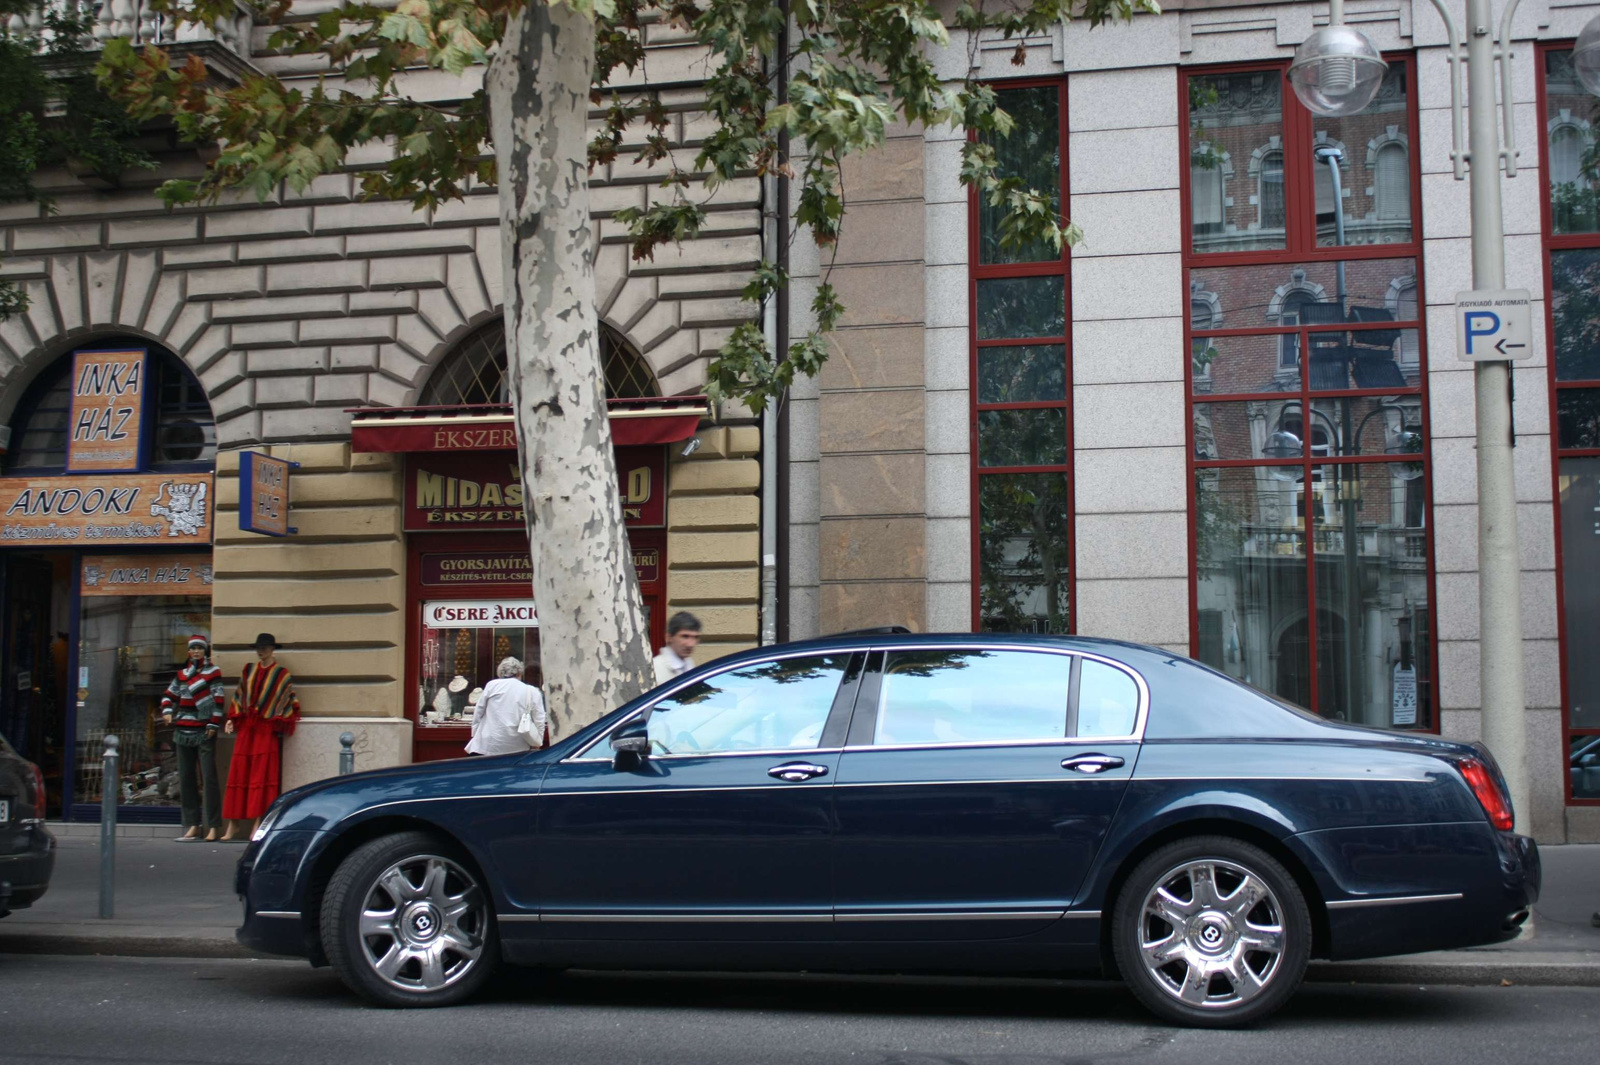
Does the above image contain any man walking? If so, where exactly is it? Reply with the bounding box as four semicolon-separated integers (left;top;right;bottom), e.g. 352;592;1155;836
652;612;701;686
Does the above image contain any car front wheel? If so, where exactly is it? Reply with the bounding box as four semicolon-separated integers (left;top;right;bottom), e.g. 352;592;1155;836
1111;836;1311;1028
320;830;498;1007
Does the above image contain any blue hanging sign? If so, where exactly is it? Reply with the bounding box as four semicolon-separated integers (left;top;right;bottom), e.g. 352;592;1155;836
239;452;298;536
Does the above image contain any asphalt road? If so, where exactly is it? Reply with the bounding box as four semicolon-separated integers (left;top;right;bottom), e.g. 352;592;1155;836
2;955;1597;1065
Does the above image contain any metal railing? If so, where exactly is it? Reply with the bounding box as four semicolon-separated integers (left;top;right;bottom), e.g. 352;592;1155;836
3;0;254;57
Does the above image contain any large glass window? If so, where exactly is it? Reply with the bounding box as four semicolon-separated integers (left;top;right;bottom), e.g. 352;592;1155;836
645;654;847;755
1542;47;1600;801
77;593;212;808
971;81;1071;633
1184;60;1434;731
417;611;542;727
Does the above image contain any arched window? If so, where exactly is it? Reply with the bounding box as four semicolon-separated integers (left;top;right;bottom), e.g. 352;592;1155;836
1278;290;1317;370
1551;124;1585;187
1375;143;1411;221
5;346;215;472
419;321;659;406
1259;150;1286;230
1190;145;1225;234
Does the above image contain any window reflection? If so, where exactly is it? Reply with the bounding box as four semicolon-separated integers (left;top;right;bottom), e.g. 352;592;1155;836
979;86;1062;265
645;656;848;755
1545;51;1600;236
1194;462;1430;728
875;650;1070;745
979;473;1070;634
1188;71;1286;254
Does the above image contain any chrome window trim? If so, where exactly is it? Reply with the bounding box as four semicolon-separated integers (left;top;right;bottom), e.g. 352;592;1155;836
855;644;1150;751
1324;892;1464;910
564;647;862;763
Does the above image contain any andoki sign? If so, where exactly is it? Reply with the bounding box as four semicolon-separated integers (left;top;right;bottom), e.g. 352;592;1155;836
0;472;213;545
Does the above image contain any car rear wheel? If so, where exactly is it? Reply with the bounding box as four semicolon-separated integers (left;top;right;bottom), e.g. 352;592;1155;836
1111;836;1310;1028
320;830;499;1008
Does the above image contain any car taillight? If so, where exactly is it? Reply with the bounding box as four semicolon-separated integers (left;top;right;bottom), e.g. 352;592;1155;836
1457;757;1513;831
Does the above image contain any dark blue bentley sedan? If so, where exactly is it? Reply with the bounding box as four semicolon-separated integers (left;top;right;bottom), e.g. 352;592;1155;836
236;633;1539;1027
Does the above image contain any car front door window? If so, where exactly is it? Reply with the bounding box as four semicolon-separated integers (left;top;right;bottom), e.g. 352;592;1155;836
646;654;850;755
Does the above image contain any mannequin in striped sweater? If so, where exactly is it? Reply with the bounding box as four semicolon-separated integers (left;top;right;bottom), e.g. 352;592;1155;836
161;635;226;841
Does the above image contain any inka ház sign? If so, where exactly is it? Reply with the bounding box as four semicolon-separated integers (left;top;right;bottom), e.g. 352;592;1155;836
67;348;148;473
81;553;214;596
404;447;666;531
239;452;297;537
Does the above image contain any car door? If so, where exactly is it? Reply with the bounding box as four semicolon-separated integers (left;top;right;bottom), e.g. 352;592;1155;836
832;645;1143;941
533;651;862;942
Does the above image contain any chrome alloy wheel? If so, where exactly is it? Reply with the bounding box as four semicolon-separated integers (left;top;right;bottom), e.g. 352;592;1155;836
1137;858;1286;1010
358;854;487;993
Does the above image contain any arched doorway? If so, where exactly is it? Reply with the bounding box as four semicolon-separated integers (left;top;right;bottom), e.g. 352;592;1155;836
1275;610;1349;718
0;341;216;819
399;321;671;762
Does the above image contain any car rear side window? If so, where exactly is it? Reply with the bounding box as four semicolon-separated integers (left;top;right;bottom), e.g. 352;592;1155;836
1077;659;1139;737
646;654;849;755
873;649;1072;746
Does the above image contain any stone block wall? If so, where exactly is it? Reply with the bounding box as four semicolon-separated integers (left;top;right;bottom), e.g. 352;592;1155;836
667;426;762;662
212;443;411;787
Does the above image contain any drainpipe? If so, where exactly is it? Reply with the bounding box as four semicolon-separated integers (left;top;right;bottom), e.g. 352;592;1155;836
758;28;784;647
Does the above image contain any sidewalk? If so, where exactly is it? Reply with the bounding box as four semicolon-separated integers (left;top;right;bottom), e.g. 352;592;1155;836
3;828;1598;986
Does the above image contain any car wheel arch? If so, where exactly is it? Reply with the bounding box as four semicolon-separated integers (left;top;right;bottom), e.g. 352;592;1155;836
1095;817;1332;978
300;813;495;965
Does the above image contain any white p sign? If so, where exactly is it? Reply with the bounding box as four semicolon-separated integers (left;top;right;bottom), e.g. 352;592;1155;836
1455;289;1533;362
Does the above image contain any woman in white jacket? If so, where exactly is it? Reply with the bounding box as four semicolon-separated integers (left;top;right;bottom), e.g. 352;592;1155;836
464;657;546;756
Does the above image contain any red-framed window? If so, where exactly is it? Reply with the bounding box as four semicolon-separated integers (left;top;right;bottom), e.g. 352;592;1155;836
1182;58;1439;731
968;78;1073;634
1536;43;1600;804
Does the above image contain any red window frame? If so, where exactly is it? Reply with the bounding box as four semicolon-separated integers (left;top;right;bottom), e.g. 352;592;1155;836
1535;40;1600;806
966;77;1074;633
1180;57;1441;731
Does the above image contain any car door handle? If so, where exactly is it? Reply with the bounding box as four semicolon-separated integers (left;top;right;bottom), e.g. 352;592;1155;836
1061;754;1125;774
768;762;829;782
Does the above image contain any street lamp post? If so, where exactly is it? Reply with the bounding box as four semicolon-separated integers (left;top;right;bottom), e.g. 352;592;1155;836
1290;0;1531;832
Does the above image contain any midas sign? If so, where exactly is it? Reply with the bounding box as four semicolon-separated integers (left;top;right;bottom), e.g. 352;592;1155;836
67;349;148;473
403;447;667;531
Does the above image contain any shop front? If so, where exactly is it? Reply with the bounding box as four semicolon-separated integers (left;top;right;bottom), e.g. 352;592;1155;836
0;343;217;820
351;398;703;763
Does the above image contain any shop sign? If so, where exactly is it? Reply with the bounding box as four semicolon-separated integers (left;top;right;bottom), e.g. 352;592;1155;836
0;472;213;545
633;547;660;584
420;551;533;587
239;452;297;536
422;599;540;628
66;348;148;473
421;548;660;587
81;553;214;597
404;446;666;531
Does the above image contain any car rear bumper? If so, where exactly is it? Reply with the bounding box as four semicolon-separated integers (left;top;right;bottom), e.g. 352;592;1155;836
1298;824;1540;961
0;823;57;912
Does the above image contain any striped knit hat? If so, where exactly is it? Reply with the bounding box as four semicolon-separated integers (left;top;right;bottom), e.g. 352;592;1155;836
187;635;210;651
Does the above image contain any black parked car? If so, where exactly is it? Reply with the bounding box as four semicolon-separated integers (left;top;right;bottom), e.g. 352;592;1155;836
237;634;1540;1027
0;731;55;918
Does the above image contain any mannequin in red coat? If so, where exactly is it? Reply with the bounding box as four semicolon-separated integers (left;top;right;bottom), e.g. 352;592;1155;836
220;633;300;841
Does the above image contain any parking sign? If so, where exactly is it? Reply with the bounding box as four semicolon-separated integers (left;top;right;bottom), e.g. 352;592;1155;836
1455;288;1533;362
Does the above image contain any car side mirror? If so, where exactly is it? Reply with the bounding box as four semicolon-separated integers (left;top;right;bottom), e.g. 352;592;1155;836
610;718;649;770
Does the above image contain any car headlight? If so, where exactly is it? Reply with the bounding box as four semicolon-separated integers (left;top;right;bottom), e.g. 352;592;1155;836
250;803;285;842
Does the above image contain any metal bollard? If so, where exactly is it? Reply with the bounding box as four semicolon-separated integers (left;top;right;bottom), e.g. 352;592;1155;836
99;735;118;920
339;732;355;775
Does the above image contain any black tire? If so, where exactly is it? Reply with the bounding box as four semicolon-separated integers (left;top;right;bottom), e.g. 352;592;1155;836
1111;835;1311;1028
320;830;499;1008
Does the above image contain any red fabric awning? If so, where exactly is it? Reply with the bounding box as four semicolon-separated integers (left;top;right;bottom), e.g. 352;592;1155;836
349;398;709;453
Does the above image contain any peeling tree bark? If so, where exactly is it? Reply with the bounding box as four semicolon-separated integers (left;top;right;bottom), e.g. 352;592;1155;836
486;1;653;739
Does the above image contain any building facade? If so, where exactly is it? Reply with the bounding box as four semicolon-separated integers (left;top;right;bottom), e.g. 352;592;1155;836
780;0;1600;843
3;0;1600;842
0;14;764;817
